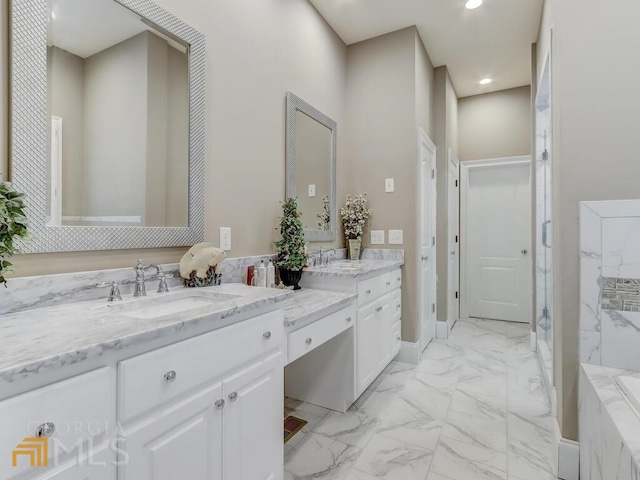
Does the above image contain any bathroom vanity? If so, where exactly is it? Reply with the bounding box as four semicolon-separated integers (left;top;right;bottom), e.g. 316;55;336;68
0;285;292;480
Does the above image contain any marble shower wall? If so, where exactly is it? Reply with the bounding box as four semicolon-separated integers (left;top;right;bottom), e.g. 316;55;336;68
580;200;640;371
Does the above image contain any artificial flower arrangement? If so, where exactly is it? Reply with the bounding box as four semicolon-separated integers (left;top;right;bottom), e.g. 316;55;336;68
0;182;28;286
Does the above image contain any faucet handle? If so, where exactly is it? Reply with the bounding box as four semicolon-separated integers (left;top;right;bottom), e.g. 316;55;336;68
97;281;123;302
157;272;170;294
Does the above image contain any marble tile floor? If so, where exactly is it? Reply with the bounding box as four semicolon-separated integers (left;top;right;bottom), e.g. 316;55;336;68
284;317;558;480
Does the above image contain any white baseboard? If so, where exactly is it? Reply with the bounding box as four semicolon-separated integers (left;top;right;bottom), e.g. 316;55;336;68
436;321;449;339
396;341;420;365
530;331;537;352
558;437;579;480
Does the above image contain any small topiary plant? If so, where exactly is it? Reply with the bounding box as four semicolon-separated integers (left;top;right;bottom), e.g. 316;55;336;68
275;198;307;272
0;182;28;286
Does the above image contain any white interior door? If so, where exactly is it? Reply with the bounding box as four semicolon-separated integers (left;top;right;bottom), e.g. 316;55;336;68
418;129;437;350
462;157;531;323
448;149;460;325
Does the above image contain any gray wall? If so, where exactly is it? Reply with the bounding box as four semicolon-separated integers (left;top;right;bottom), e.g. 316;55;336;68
538;0;640;442
47;46;85;216
83;33;148;219
345;27;435;343
458;86;532;161
434;66;459;323
4;0;347;276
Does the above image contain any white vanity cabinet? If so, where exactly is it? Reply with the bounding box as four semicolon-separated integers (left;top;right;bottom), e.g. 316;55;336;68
118;310;285;480
300;267;402;398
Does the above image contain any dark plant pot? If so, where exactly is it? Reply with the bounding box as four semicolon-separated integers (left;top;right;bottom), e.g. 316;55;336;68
279;268;303;290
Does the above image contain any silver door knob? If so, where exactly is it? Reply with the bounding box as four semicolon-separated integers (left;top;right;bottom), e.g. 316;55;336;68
164;370;177;383
228;392;238;402
35;422;56;438
521;249;528;255
263;331;272;340
305;338;313;345
215;399;225;409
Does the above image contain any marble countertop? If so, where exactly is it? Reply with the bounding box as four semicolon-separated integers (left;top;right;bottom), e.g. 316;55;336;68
281;288;357;333
303;260;403;281
581;363;640;465
0;284;293;386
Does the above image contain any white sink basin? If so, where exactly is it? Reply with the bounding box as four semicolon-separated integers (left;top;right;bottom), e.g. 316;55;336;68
106;290;241;320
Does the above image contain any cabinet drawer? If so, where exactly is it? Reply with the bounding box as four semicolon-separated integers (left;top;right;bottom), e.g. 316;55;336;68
33;446;115;480
392;289;402;321
119;310;283;424
357;275;385;305
288;306;356;364
0;368;112;480
392;269;402;290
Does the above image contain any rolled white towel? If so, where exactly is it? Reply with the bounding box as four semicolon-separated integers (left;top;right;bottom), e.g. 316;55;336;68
180;242;228;280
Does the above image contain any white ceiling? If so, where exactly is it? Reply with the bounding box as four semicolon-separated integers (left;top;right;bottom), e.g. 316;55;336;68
307;0;544;98
48;0;147;58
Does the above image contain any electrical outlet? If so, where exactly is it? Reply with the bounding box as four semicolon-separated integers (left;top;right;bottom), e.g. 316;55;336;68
308;184;316;197
371;230;385;245
385;178;395;193
220;227;232;251
388;230;404;245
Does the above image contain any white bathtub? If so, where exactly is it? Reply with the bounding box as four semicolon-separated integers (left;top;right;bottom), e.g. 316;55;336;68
616;375;640;417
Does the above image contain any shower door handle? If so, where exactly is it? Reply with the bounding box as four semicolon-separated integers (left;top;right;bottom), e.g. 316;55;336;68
542;220;551;248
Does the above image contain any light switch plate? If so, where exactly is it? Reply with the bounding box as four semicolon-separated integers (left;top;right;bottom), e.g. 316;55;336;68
388;230;403;245
385;178;395;193
371;230;385;245
308;184;316;197
220;227;232;251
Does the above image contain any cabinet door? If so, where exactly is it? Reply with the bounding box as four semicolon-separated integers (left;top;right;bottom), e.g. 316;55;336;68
222;352;284;480
356;302;379;396
120;384;223;480
377;300;393;372
29;446;115;480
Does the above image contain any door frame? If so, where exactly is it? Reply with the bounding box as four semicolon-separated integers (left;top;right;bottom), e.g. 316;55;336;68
460;155;531;321
447;148;460;327
416;128;437;352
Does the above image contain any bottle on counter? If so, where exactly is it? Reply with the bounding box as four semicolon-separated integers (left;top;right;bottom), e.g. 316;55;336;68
257;260;267;287
266;260;275;288
246;265;255;286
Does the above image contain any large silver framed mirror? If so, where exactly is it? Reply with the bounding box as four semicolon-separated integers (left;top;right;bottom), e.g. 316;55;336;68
10;0;205;252
285;92;337;242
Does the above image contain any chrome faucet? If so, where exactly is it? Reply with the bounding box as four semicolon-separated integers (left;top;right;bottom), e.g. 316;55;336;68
134;260;170;297
319;248;337;267
96;280;123;302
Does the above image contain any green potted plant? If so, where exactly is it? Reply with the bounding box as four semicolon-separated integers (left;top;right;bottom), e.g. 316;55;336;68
275;198;307;290
340;193;372;260
0;182;28;286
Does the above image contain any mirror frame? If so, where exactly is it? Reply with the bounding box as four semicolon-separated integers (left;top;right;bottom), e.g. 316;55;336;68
10;0;206;253
285;92;337;242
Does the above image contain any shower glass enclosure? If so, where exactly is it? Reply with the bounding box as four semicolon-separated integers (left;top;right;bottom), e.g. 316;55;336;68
535;52;554;395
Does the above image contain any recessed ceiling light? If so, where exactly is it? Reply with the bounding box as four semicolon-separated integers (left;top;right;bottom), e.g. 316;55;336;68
465;0;483;9
479;78;492;85
51;10;56;20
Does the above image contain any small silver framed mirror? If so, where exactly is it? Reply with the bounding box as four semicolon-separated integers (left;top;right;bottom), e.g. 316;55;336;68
285;92;337;242
10;0;206;253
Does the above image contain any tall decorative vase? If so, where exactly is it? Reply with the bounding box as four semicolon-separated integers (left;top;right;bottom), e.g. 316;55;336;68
348;238;362;260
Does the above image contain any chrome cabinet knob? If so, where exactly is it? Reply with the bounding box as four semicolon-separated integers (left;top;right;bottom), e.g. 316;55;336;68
263;331;272;340
36;422;56;438
228;392;238;402
376;306;383;313
396;336;401;341
366;289;372;295
305;338;313;345
397;304;401;310
521;249;528;255
215;399;225;409
346;316;352;323
164;370;177;383
386;281;391;286
422;255;429;261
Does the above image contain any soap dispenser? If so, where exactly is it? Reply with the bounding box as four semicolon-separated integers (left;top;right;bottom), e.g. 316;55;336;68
267;260;275;288
257;261;267;287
